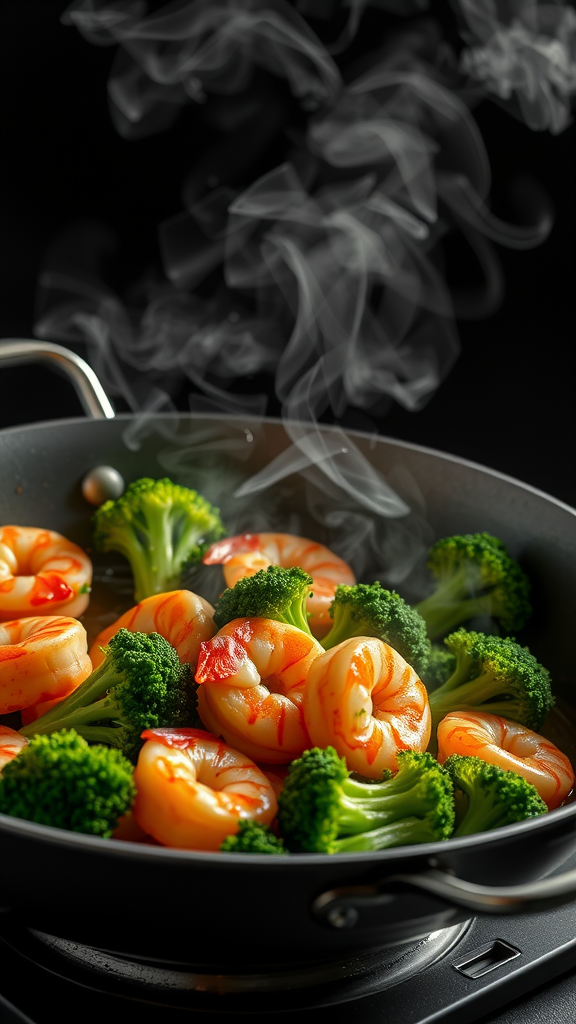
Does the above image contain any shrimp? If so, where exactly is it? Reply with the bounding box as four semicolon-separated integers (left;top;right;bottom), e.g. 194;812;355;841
0;615;92;714
0;725;28;772
203;532;356;637
88;590;216;670
0;526;92;621
195;618;325;763
302;637;432;779
437;711;575;811
133;727;278;850
20;696;63;726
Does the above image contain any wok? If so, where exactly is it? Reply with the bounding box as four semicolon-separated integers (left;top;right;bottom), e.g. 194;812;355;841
0;339;575;971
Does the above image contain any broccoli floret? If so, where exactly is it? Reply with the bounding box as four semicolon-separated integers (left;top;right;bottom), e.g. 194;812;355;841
413;533;532;641
92;476;226;602
444;754;548;836
421;644;456;692
213;565;313;634
0;729;135;837
20;629;195;763
428;629;554;733
320;582;431;676
220;820;287;854
277;747;454;853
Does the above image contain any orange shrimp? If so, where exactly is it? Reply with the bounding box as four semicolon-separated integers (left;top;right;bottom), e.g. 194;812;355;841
0;725;28;772
20;695;63;726
0;615;92;714
133;727;278;850
437;711;575;811
0;526;92;621
195;618;325;763
203;532;355;637
302;637;431;779
88;590;216;671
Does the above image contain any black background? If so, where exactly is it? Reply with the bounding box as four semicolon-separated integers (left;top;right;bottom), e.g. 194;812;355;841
0;0;575;508
0;6;575;1020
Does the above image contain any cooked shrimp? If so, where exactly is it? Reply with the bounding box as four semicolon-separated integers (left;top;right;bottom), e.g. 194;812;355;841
88;590;216;671
195;618;325;763
133;727;278;850
20;695;63;726
0;725;28;772
302;637;431;779
437;711;575;811
0;526;92;621
203;533;356;637
0;615;92;714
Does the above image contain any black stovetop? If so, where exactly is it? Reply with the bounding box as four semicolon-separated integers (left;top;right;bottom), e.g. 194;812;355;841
1;856;575;1024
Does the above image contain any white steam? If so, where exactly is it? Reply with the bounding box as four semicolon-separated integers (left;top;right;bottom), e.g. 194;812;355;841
32;1;573;578
457;0;576;133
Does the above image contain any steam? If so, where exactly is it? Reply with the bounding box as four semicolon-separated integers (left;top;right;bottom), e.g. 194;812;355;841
33;0;574;579
456;0;576;133
62;0;343;134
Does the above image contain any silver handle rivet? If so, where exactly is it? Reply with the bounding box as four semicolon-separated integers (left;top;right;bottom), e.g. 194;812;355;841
82;466;125;505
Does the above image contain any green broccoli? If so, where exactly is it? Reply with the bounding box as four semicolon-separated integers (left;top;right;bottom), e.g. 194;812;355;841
444;754;548;836
276;747;454;853
320;582;431;677
20;629;195;763
413;533;532;641
0;730;135;837
421;644;456;691
220;819;287;854
213;565;313;634
92;476;226;602
428;629;554;733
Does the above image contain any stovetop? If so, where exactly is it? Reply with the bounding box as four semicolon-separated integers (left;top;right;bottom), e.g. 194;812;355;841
1;856;575;1024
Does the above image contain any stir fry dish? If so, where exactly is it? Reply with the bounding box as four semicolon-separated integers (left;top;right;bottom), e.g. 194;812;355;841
0;476;574;855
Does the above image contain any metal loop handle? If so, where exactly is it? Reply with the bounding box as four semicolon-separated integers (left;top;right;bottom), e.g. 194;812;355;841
388;865;576;913
0;339;115;420
313;865;576;929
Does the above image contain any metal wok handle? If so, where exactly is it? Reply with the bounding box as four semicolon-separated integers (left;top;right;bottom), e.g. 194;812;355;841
313;866;576;929
0;339;115;420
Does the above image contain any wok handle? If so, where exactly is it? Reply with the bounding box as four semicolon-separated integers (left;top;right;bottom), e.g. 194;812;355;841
0;339;115;420
312;866;576;928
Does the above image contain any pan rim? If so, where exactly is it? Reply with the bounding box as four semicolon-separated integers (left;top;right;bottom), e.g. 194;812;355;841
1;409;575;517
0;797;574;866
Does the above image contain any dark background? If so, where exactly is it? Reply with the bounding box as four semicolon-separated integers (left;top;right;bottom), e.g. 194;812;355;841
1;0;575;507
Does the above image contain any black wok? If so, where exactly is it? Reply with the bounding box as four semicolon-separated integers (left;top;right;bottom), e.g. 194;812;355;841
0;340;575;970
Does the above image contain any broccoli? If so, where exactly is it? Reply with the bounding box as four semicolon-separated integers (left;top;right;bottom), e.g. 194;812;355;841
421;643;456;692
428;629;554;733
220;819;287;854
20;629;195;763
444;754;548;836
92;476;226;602
320;582;431;677
213;565;313;634
0;729;135;837
276;747;454;853
413;533;532;641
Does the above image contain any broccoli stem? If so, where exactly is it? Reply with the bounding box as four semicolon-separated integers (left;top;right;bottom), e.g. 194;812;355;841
453;797;511;837
335;772;437;836
131;502;178;598
334;817;438;852
321;608;359;650
415;570;494;640
428;669;523;726
173;517;200;572
20;660;126;738
280;605;312;634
